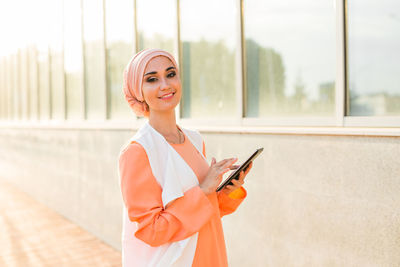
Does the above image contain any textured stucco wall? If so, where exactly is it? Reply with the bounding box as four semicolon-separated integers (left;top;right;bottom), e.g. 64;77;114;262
0;127;399;267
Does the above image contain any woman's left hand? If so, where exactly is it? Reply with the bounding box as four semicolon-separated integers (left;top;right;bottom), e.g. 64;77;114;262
221;162;253;195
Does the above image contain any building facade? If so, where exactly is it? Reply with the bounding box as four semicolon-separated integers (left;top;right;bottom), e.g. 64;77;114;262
0;0;399;266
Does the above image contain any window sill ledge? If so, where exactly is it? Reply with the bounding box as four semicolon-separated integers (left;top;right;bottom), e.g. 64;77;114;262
0;120;399;137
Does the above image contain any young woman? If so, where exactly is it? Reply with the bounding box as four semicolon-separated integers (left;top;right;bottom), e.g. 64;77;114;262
118;48;252;267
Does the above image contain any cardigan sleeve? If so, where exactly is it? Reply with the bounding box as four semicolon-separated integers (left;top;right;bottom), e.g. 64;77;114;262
119;142;215;247
202;141;247;217
217;187;247;217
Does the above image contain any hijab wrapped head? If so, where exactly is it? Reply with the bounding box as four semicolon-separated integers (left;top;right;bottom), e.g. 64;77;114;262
123;48;179;117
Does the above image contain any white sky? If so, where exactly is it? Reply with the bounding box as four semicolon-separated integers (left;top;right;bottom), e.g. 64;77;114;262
348;0;400;95
136;0;176;40
0;0;33;55
180;0;237;51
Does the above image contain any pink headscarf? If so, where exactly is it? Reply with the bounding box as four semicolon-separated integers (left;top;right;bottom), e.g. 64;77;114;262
123;48;179;117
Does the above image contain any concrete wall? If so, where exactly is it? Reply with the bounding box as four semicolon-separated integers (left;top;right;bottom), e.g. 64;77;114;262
1;126;399;266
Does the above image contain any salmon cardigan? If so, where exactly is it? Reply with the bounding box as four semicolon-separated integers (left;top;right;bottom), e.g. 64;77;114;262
118;121;246;266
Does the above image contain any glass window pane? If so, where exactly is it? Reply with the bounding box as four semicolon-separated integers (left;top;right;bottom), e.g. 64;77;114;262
64;0;84;120
38;44;51;121
48;0;64;120
28;46;39;120
348;1;400;116
83;0;106;120
6;57;11;120
0;57;5;119
136;0;177;55
244;0;336;117
105;0;134;120
28;0;47;121
20;48;29;120
2;59;8;120
0;59;3;119
13;53;20;120
7;55;14;120
180;0;238;118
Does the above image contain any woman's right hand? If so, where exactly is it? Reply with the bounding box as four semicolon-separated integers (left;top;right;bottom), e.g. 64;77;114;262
199;157;238;195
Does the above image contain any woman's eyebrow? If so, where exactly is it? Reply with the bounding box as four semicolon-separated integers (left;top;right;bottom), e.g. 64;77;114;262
144;71;157;76
144;66;175;77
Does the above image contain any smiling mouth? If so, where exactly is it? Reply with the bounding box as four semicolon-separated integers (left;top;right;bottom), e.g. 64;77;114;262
159;92;175;99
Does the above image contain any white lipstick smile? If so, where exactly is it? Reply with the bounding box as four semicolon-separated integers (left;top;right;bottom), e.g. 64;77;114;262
159;92;175;100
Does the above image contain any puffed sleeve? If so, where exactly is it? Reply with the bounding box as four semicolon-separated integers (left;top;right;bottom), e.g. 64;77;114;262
201;141;247;217
119;142;215;247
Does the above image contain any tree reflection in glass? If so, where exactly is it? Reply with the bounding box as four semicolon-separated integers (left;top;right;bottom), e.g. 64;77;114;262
244;0;336;117
105;0;134;120
180;0;237;118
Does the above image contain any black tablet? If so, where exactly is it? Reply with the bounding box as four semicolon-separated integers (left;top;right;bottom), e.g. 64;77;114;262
216;148;263;192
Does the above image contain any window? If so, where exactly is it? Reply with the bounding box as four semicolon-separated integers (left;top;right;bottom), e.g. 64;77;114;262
12;53;20;120
136;0;177;55
83;0;107;120
38;44;51;121
347;0;400;116
64;0;84;120
49;0;65;120
19;48;29;120
6;55;14;120
0;0;399;128
28;46;39;120
243;0;336;117
180;0;238;118
105;0;134;120
0;57;5;119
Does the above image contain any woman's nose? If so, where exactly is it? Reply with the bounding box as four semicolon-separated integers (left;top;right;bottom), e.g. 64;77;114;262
159;77;170;90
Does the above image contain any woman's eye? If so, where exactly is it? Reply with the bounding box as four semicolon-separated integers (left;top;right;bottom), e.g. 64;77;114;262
167;71;176;78
146;77;157;82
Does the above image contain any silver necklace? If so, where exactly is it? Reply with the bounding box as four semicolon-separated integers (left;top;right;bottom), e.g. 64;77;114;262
167;128;183;144
177;128;184;144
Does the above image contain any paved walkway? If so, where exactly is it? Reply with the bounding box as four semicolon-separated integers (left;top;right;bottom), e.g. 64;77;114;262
0;179;121;267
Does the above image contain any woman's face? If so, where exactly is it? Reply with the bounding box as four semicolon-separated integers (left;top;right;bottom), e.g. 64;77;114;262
141;56;182;114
